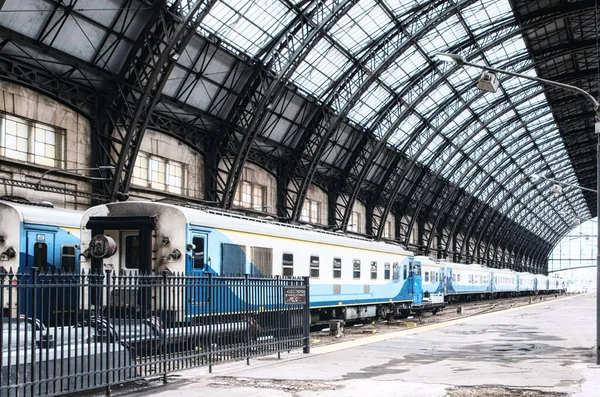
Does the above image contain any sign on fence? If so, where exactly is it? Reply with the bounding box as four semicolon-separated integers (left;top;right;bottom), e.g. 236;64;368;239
283;286;307;305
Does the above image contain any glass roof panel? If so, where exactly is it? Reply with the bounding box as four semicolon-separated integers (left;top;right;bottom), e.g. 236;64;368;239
329;0;392;55
291;39;352;98
380;46;427;89
462;0;514;36
347;83;392;125
171;0;589;240
414;83;453;118
200;0;294;56
418;14;467;55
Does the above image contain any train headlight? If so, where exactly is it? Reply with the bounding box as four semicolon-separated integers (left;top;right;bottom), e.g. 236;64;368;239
89;235;117;259
168;249;182;262
0;247;16;261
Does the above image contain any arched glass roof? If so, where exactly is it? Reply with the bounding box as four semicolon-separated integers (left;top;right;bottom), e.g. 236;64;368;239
172;0;590;238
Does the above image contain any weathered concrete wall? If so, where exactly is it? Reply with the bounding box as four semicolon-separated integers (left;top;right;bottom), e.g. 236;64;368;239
304;183;328;226
129;129;204;201
337;195;366;234
0;81;92;210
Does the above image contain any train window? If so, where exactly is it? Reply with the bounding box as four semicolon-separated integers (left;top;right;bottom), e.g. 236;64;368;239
192;237;205;270
370;262;377;280
402;264;407;280
251;246;273;276
353;260;361;279
412;264;421;276
125;236;140;269
310;255;319;278
282;253;294;276
222;243;246;275
384;263;390;280
333;257;342;279
457;274;461;282
424;272;429;282
33;242;47;272
393;262;400;281
452;273;456;282
61;245;77;273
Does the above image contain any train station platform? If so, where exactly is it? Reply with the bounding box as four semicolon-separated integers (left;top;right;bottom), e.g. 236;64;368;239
123;292;599;397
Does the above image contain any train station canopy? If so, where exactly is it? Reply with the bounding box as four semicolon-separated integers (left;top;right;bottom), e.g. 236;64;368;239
0;0;597;273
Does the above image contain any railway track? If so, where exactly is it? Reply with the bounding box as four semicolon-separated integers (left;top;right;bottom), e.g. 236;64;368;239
310;292;573;343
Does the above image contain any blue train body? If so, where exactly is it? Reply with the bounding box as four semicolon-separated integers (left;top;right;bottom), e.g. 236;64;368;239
0;200;83;323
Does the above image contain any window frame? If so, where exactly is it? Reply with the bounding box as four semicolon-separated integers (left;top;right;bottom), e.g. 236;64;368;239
353;259;361;280
282;252;294;277
310;255;320;278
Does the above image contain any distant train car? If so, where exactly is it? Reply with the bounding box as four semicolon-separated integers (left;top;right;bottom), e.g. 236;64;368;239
0;200;82;323
492;268;519;297
79;202;423;324
444;261;492;300
517;272;537;293
414;256;444;296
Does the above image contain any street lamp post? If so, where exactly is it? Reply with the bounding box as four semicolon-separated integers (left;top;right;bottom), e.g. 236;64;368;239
436;52;600;365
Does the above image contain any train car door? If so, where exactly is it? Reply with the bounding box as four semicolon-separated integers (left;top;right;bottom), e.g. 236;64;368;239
187;232;209;318
411;262;423;305
22;230;55;324
406;259;414;296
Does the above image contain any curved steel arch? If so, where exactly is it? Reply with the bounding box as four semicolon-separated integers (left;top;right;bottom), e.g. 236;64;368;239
99;0;216;201
285;0;477;222
457;153;572;262
405;85;567;250
215;0;360;209
307;0;590;236
389;81;551;249
427;122;567;259
485;185;579;266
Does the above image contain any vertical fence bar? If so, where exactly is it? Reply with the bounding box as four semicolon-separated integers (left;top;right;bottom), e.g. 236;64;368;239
303;276;310;354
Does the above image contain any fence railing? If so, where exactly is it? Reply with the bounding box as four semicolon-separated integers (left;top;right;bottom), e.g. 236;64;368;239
0;269;310;397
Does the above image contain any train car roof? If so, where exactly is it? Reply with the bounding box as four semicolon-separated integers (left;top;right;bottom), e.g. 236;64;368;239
88;201;414;256
0;200;83;228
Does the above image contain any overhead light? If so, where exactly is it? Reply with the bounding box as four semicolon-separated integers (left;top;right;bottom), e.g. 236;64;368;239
476;71;499;93
531;174;540;181
435;52;466;66
98;165;115;171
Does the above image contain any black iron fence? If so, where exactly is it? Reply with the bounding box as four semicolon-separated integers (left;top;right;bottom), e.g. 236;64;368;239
0;269;310;397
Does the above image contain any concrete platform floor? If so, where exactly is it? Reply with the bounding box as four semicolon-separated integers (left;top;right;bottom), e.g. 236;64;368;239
124;292;599;397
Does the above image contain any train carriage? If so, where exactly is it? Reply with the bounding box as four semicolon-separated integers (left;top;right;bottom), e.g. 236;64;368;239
0;200;82;324
517;272;537;293
491;268;519;296
444;262;492;300
79;202;424;324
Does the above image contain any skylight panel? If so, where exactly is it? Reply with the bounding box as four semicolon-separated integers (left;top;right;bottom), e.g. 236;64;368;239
484;35;528;67
416;134;446;163
347;83;391;125
418;15;467;55
329;0;391;55
381;0;429;19
380;46;427;88
292;40;352;98
201;0;294;56
446;67;480;90
414;83;453;118
462;0;513;35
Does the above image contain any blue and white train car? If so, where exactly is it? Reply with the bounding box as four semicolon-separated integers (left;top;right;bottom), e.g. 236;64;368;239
79;202;422;324
491;267;518;296
413;256;444;296
517;272;537;293
444;262;492;300
0;200;82;323
535;274;549;293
